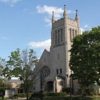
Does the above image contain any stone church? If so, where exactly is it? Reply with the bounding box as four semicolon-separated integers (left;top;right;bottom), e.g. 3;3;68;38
33;5;81;93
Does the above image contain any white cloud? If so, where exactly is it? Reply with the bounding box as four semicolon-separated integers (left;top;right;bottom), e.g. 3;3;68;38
44;18;51;26
36;5;75;26
0;0;9;3
80;24;91;34
36;5;63;18
0;0;21;6
28;39;51;51
80;28;85;34
68;10;75;14
84;24;89;28
0;0;21;3
84;24;91;30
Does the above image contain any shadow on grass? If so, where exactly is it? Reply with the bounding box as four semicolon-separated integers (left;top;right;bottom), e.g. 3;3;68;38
43;96;100;100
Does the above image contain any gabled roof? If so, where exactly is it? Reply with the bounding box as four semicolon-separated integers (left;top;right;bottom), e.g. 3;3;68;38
39;49;50;61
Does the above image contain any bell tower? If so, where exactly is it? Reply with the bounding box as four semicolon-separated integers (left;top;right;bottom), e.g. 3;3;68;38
50;5;80;88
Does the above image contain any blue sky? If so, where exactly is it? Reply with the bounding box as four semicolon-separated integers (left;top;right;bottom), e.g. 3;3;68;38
0;0;100;60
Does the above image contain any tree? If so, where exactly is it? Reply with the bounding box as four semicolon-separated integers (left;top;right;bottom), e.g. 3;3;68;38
0;58;6;75
0;78;11;90
0;58;11;99
6;48;38;100
70;26;100;89
0;57;11;89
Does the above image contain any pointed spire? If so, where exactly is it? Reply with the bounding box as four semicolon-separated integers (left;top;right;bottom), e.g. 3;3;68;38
52;11;55;23
63;5;67;17
75;10;79;20
75;10;80;30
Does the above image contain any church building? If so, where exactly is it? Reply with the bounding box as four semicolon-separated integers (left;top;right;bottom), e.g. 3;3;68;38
33;5;81;93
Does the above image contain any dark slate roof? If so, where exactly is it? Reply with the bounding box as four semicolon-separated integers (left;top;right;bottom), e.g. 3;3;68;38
57;75;65;80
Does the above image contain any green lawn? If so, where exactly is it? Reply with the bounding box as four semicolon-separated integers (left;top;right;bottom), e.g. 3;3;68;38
43;96;100;100
0;97;7;100
2;95;100;100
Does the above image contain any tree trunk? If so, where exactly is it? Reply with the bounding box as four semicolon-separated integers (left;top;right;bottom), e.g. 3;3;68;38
26;89;29;100
24;82;29;100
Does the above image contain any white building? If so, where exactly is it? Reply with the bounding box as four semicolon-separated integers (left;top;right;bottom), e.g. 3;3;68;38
33;5;81;93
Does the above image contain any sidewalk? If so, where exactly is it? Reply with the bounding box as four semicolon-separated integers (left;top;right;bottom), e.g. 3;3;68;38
7;97;26;100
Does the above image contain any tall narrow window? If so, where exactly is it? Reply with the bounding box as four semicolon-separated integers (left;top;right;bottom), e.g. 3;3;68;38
58;30;60;44
61;29;63;42
59;30;61;43
60;68;62;74
73;30;75;38
56;69;58;74
72;29;74;39
69;29;71;41
33;87;35;90
55;31;57;45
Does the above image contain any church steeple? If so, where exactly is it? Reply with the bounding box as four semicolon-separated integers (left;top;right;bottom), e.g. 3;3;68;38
75;10;80;34
75;10;79;20
63;5;67;18
52;11;55;24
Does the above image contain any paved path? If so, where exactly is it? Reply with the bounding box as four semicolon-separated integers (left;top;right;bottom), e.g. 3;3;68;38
7;98;26;100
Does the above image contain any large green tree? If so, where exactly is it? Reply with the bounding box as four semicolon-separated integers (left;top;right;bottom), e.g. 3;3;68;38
6;48;37;100
70;26;100;88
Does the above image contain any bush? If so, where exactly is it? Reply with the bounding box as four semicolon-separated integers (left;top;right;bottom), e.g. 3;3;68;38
9;94;18;99
62;87;73;94
43;92;67;97
78;88;95;96
17;93;26;97
29;92;67;100
29;91;44;100
9;93;32;99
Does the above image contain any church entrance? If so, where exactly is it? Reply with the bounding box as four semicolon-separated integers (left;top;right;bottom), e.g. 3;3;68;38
47;81;53;92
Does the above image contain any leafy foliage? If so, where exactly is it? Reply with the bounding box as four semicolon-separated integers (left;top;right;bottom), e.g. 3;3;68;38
0;58;6;76
70;26;100;87
0;78;11;90
6;48;38;100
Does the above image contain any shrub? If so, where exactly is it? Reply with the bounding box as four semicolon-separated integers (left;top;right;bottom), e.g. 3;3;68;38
9;93;32;99
29;92;44;100
62;87;73;94
43;92;67;97
17;93;26;97
29;92;67;100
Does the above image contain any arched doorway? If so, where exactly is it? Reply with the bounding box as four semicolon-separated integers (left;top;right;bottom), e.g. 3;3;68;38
47;81;53;92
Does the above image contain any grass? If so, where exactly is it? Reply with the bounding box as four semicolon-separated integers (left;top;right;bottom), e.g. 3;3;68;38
0;97;7;100
43;96;100;100
2;94;100;100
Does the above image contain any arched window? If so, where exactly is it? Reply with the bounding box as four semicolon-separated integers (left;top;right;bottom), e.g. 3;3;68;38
41;66;50;78
58;30;60;44
72;29;74;39
54;29;63;46
61;29;63;42
55;31;57;45
69;28;72;41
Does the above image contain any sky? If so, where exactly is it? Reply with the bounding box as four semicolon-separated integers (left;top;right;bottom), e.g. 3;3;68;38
0;0;100;60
